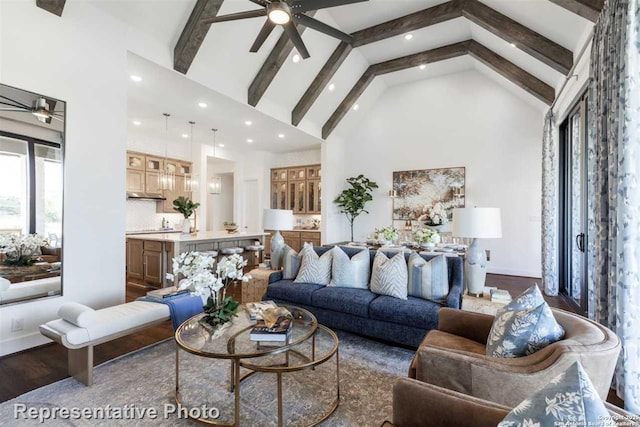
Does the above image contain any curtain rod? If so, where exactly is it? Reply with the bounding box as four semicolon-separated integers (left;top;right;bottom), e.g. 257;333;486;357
550;27;595;112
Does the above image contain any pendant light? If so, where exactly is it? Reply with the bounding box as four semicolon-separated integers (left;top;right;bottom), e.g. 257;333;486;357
208;128;222;195
158;113;175;191
184;121;198;193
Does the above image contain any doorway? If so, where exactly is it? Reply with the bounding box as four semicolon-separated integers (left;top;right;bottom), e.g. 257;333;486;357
243;179;260;232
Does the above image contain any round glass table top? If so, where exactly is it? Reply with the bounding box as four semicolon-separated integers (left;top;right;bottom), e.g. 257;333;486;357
175;305;317;359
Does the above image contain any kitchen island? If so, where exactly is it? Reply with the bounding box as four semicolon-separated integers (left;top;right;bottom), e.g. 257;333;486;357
126;231;267;288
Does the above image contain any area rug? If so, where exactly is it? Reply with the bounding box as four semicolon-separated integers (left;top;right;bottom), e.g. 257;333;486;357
0;331;414;426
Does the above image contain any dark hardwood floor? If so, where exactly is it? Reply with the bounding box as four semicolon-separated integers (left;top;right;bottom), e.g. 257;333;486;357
0;275;624;409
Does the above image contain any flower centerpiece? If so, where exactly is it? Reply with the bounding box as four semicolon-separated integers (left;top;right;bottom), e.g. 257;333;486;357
414;228;441;246
375;226;399;245
422;202;448;227
0;233;48;266
167;252;250;330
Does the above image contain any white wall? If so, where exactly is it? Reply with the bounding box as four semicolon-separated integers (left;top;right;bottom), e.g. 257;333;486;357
0;2;129;354
208;173;234;231
329;70;545;277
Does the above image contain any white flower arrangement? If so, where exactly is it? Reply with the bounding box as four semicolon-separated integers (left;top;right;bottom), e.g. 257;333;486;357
414;228;440;244
424;202;448;226
375;226;399;242
0;233;48;266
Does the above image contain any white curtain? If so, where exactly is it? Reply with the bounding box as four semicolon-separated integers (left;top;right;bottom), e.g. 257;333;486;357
541;110;559;296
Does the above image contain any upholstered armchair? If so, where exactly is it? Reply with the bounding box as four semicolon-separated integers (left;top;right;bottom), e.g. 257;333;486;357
409;307;621;407
388;379;639;427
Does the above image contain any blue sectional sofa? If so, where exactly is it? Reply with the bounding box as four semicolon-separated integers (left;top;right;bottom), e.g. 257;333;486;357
263;246;464;348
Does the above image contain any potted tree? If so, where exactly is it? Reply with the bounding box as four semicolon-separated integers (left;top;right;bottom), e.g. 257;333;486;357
173;196;200;234
334;174;379;242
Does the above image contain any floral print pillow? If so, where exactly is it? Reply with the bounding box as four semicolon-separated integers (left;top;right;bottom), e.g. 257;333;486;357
503;284;545;312
486;301;565;358
498;362;609;427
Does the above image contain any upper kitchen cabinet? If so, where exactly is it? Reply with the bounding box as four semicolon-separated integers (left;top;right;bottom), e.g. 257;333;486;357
270;164;321;215
272;168;287;182
127;152;145;171
145;155;164;172
307;166;321;180
126;169;145;193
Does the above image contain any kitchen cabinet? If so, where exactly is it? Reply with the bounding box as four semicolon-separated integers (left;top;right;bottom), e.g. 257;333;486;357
145;171;161;193
145;155;164;172
301;231;321;247
281;231;302;252
270;164;321;215
126;169;145;193
126;239;144;280
127;152;145;171
264;230;321;257
143;240;162;286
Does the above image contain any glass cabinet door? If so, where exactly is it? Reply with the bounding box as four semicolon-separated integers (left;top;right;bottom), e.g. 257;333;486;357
295;181;306;213
307;179;321;213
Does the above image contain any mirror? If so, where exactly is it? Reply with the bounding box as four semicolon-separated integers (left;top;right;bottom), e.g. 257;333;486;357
0;84;65;305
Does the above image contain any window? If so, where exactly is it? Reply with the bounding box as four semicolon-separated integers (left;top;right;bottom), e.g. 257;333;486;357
0;136;28;234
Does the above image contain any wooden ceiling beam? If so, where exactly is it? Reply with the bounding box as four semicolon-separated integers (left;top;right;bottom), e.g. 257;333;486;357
463;0;573;75
467;41;555;105
321;40;555;139
248;11;316;107
174;0;226;75
548;0;604;22
36;0;66;17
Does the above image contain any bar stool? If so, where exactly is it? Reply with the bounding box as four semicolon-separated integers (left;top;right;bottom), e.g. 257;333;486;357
244;244;265;269
219;247;244;256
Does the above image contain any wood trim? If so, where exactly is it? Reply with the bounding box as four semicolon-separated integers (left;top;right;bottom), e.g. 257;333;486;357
248;11;316;107
548;0;604;22
462;0;573;75
36;0;66;17
467;40;555;105
174;0;226;74
322;40;555;139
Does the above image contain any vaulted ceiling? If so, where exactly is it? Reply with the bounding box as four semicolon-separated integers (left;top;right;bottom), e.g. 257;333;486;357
87;0;599;143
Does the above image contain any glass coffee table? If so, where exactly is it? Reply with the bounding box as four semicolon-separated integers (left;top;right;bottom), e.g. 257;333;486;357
175;305;339;426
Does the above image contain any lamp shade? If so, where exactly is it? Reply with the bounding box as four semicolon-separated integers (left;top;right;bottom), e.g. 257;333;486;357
263;209;293;231
452;208;502;238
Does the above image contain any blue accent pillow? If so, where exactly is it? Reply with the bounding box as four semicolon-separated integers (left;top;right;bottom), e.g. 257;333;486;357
504;284;545;311
407;253;449;303
281;245;300;280
486;301;565;358
498;362;609;427
328;246;370;288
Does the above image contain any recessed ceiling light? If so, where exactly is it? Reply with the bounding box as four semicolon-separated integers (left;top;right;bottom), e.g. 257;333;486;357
292;54;301;63
278;133;285;139
198;102;207;108
247;138;254;143
510;42;516;48
419;64;426;70
353;104;360;111
328;83;336;91
245;120;252;126
129;75;142;82
404;34;413;40
182;133;189;138
132;120;141;126
219;143;225;147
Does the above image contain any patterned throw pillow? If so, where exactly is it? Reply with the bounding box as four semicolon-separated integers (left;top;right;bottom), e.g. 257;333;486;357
407;253;449;303
370;251;408;300
281;245;301;280
328;246;370;288
498;362;609;427
486;301;565;358
294;243;332;285
504;284;545;311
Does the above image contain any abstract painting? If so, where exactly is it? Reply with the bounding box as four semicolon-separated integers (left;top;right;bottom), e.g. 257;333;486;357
392;167;465;225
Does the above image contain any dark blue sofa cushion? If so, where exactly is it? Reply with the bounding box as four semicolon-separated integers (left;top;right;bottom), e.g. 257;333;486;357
311;287;377;318
264;280;323;306
369;295;441;330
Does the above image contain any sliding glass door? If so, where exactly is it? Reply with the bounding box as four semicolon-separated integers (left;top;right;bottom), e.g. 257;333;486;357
559;95;588;314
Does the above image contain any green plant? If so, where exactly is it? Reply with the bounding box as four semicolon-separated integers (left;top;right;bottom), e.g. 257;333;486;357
223;221;237;227
375;226;398;242
334;174;379;242
173;196;200;219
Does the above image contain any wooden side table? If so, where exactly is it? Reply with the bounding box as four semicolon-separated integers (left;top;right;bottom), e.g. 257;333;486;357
227;268;275;304
461;294;508;316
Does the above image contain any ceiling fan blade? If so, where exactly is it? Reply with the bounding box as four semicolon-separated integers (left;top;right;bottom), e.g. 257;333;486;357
250;20;276;52
51;115;64;122
201;9;266;24
292;0;368;13
293;13;352;43
0;95;30;109
0;107;28;112
249;0;269;6
283;21;310;59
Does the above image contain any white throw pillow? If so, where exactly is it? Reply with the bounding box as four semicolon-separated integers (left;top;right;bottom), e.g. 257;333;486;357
58;302;97;328
0;277;10;292
370;251;408;300
294;243;332;285
281;245;301;280
328;246;370;288
408;253;449;303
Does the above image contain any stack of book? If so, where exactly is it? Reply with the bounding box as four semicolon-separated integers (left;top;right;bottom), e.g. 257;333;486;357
146;286;189;302
250;316;293;342
245;300;278;321
490;289;512;304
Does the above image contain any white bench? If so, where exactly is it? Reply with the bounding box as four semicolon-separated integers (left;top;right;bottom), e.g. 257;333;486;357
39;301;170;386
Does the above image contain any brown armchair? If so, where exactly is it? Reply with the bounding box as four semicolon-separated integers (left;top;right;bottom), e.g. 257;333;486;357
409;307;621;407
389;378;639;427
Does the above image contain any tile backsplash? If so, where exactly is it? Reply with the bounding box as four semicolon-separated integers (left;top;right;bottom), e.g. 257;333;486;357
126;200;183;231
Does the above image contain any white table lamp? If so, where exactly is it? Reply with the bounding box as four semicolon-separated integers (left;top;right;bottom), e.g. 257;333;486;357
452;207;502;297
263;209;293;270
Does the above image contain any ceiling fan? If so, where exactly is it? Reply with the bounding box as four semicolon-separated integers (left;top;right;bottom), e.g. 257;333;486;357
0;95;63;124
201;0;368;59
